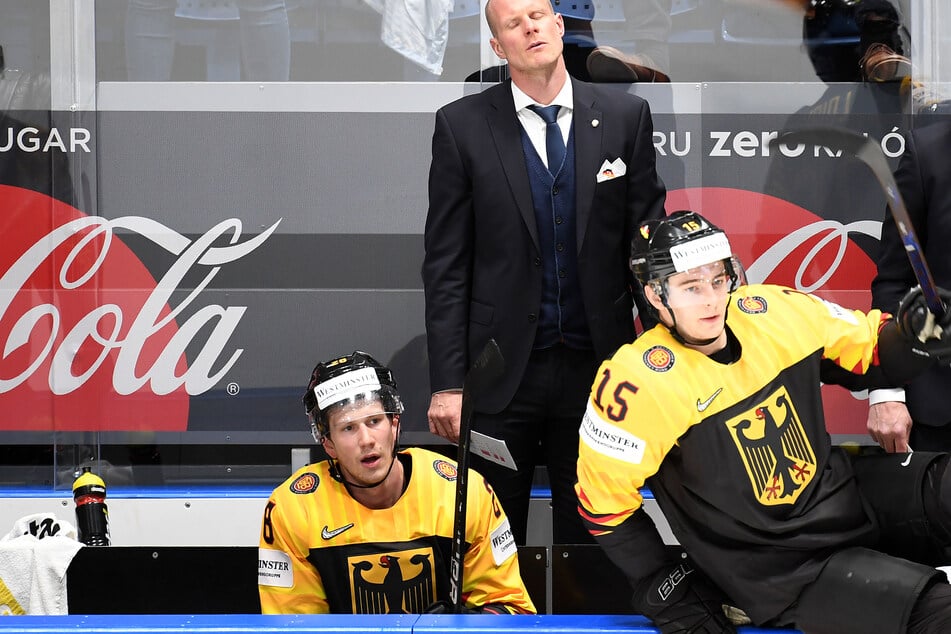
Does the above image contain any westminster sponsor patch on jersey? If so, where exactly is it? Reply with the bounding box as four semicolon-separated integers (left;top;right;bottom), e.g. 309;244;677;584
725;387;817;505
580;402;646;464
347;547;436;613
258;548;293;588
490;518;517;566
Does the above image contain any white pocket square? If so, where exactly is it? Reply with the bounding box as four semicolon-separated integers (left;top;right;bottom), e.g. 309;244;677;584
596;158;626;182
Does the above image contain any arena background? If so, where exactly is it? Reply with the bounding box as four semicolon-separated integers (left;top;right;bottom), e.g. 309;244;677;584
0;0;949;550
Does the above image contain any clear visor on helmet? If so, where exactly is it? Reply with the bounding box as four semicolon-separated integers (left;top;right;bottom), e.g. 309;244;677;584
653;256;747;309
306;367;401;442
320;390;400;425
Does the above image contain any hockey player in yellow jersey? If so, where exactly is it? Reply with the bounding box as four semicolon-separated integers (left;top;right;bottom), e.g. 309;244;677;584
258;351;536;614
575;211;951;633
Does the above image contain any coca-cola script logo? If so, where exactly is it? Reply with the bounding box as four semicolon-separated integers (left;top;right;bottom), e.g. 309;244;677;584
667;187;879;436
0;185;280;431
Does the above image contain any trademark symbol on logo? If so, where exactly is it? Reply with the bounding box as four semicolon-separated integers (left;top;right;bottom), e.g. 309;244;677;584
227;383;240;396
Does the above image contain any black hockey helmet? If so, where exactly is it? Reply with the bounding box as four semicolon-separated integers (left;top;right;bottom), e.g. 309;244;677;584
802;0;862;83
631;210;744;298
302;351;403;443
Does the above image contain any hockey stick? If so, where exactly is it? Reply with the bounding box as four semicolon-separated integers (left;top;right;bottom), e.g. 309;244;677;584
771;128;945;317
449;338;505;612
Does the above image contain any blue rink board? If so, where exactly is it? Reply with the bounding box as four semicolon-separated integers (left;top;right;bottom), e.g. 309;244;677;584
0;614;800;633
0;485;567;499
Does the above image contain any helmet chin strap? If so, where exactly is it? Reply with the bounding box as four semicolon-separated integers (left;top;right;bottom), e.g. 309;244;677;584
668;324;721;348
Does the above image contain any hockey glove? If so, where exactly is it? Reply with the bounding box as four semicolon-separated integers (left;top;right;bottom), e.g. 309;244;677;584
896;286;951;360
632;562;737;634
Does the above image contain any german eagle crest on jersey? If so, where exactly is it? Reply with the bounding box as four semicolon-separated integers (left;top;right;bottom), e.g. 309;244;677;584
349;547;436;613
726;387;816;505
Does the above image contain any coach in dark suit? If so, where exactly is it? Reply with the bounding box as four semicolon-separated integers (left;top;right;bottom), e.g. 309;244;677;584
422;0;666;545
868;119;951;453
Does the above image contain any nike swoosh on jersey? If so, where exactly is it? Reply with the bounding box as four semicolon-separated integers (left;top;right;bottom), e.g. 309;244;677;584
696;388;723;412
321;523;355;540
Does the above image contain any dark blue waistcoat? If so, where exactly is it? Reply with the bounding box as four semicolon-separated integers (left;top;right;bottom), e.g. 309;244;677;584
520;124;592;351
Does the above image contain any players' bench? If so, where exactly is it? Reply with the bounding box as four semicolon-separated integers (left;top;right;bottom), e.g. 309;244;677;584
65;545;547;614
64;546;800;632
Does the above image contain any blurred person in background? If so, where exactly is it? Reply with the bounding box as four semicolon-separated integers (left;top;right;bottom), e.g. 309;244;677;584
125;0;290;81
867;120;951;453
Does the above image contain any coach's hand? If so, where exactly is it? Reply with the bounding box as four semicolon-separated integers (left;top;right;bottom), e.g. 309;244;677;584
896;286;951;360
632;562;737;633
428;390;462;443
867;400;912;453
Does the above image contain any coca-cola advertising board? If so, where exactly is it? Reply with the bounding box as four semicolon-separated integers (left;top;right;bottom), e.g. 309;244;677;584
0;81;917;448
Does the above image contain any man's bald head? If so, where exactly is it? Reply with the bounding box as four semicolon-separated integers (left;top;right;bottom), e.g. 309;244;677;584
485;0;499;36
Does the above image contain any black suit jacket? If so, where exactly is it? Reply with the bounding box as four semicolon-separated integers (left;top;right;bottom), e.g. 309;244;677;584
871;120;951;426
422;78;666;413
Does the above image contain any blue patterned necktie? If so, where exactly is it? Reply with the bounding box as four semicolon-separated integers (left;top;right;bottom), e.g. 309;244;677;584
529;104;565;175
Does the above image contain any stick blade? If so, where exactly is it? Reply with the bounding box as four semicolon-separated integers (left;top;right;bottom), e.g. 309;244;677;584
771;128;891;181
464;338;505;397
771;127;945;318
771;127;867;154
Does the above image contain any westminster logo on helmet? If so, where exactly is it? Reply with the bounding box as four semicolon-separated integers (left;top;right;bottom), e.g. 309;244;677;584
348;548;436;613
726;387;816;505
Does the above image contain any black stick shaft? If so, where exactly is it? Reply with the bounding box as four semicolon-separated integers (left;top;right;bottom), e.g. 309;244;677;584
449;339;504;612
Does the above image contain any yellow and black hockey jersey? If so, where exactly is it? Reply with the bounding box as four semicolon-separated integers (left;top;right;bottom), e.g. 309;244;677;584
258;446;536;614
576;284;897;624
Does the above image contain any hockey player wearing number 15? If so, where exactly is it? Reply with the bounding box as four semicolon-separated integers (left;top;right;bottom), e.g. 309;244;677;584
257;351;535;615
576;211;951;633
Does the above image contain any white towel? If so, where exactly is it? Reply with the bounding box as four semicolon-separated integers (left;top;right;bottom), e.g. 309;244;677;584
0;514;83;615
366;0;455;75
